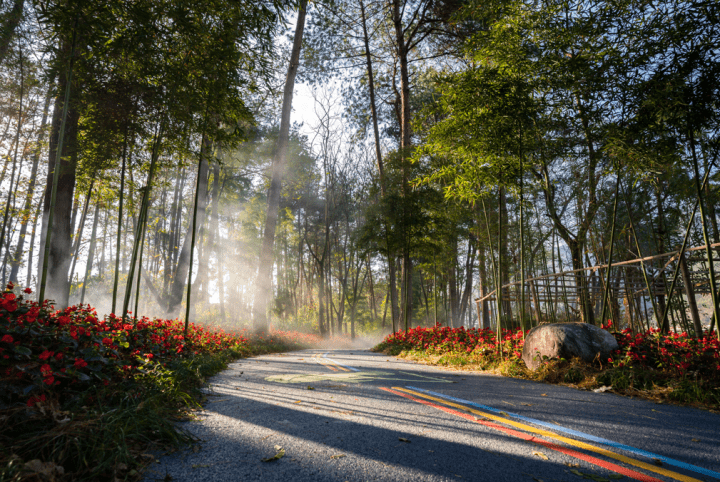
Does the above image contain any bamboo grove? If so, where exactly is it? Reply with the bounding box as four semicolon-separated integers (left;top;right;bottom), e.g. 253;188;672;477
0;0;718;339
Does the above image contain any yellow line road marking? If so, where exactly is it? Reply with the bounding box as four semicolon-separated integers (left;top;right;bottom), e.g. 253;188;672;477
394;387;701;482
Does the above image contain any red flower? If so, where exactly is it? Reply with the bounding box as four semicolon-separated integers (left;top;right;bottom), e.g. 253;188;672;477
39;350;54;361
27;394;46;407
23;287;32;294
4;293;16;301
43;376;55;385
74;358;88;368
102;337;112;346
1;335;13;343
40;364;52;375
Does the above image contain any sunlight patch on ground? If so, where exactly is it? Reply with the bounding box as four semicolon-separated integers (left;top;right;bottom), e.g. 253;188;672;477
265;371;452;384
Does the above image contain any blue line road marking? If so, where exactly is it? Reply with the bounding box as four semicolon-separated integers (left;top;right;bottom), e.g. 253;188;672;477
323;352;360;371
406;386;720;480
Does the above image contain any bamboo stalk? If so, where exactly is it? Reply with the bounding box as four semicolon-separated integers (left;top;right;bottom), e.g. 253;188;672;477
184;135;208;334
688;125;720;338
112;129;128;314
621;180;661;329
122;120;164;321
600;171;620;327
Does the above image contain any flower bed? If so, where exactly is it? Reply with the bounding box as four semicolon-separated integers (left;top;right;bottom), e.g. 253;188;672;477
0;284;250;408
373;323;720;408
375;324;526;363
0;283;326;481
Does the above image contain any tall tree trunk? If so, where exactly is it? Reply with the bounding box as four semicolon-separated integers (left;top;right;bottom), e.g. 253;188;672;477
679;251;703;337
9;87;51;284
26;200;41;287
392;0;414;332
360;0;400;329
67;180;94;282
210;158;225;323
164;165;183;296
448;238;459;328
478;247;490;328
80;201;101;304
38;35;80;308
458;238;476;324
111;131;128;313
499;187;512;321
166;138;211;315
252;0;308;333
0;50;23;269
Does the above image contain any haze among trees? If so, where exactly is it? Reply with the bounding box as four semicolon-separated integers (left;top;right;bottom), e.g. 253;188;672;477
0;0;718;338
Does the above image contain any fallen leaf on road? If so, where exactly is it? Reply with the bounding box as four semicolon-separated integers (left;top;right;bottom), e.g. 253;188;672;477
330;454;346;459
692;438;700;442
307;386;315;390
293;401;302;404
652;458;663;466
541;394;547;397
532;451;548;460
262;446;285;462
192;445;200;453
399;438;411;443
564;462;580;468
521;403;533;406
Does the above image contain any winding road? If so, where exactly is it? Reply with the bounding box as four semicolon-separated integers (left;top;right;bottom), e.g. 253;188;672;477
143;349;720;482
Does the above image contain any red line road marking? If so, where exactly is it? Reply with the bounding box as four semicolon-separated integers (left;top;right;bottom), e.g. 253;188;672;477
380;387;663;482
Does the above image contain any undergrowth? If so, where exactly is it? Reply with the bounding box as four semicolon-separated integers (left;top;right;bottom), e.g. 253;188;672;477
0;285;316;481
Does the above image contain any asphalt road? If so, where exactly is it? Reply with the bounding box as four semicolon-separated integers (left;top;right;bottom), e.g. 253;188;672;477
143;349;720;482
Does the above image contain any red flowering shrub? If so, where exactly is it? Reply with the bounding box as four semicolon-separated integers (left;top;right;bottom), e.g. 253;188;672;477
375;324;527;366
375;322;720;382
0;284;250;407
610;326;720;377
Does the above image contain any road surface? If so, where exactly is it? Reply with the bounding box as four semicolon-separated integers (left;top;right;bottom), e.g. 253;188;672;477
143;349;720;482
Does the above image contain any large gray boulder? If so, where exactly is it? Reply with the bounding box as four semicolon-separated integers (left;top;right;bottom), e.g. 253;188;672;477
522;322;619;370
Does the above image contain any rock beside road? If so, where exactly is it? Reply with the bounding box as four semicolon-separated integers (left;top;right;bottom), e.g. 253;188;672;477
522;322;619;370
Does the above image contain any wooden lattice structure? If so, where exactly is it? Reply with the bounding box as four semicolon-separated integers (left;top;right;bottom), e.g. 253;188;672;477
474;243;720;333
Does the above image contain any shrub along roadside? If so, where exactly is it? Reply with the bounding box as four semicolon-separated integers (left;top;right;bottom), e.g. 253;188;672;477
372;324;720;411
0;285;314;481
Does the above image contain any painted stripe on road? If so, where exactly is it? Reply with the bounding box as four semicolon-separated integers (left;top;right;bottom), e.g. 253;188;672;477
396;387;702;482
406;386;720;480
381;387;664;482
313;356;339;372
322;352;360;372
